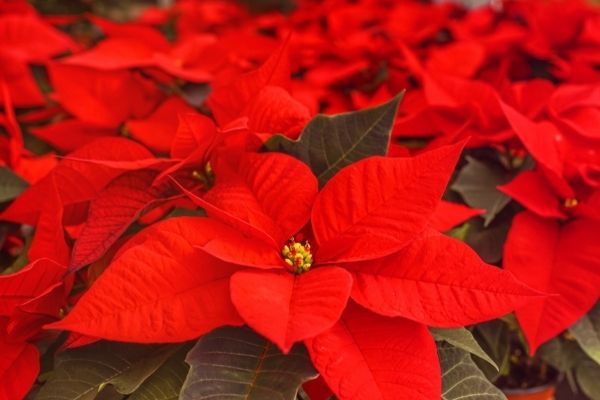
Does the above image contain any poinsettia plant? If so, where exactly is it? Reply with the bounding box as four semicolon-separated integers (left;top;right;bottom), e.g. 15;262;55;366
1;0;600;399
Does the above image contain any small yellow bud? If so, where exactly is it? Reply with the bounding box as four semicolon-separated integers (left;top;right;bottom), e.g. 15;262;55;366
564;198;578;208
120;125;131;137
281;237;314;274
192;170;203;180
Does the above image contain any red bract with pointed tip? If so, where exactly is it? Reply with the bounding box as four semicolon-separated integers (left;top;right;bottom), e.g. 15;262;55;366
0;258;70;400
0;334;39;400
6;0;600;398
500;169;600;354
49;143;538;400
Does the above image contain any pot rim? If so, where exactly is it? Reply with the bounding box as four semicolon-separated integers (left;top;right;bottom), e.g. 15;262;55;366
502;381;557;395
501;371;564;395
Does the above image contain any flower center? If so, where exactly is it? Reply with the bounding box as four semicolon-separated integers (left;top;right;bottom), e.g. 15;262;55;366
564;197;578;209
282;237;313;274
191;162;214;188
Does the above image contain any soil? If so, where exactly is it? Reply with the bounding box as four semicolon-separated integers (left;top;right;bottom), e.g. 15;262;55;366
496;347;560;390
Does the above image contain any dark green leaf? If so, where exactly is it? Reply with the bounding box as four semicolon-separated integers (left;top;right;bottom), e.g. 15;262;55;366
181;83;211;108
36;341;178;400
95;386;124;400
2;234;31;275
265;93;403;187
451;156;513;226
438;344;507;400
180;326;317;400
446;223;469;241
238;0;296;13
464;214;511;264
473;320;511;379
576;359;600;400
129;345;191;400
571;301;600;365
432;328;498;370
165;207;206;219
538;338;587;373
0;167;28;203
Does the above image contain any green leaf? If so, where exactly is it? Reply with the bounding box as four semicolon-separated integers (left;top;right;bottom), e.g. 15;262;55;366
36;341;178;400
0;167;28;203
431;328;498;370
238;0;296;13
129;345;191;400
464;212;511;264
438;344;507;400
94;386;124;400
576;359;600;400
451;156;513;226
472;320;511;380
446;223;469;241
538;337;587;373
265;93;404;187
2;234;31;275
571;301;600;365
180;326;317;400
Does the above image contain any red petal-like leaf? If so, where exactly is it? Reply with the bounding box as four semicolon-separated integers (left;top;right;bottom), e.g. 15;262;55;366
204;152;318;244
1;138;154;225
48;63;163;128
47;218;242;342
0;14;75;63
303;377;334;400
71;169;164;270
0;77;24;169
306;303;440;400
29;119;117;153
126;97;195;154
113;216;282;269
198;227;283;270
430;200;484;232
499;100;563;177
504;211;600;354
87;14;170;49
171;179;278;247
208;39;291;125
8;280;68;341
426;41;486;79
245;86;311;139
170;113;217;159
62;37;156;70
498;170;567;219
559;107;600;139
230;267;352;353
0;55;44;107
28;178;70;265
313;142;464;263
0;339;39;400
348;229;538;326
0;258;66;316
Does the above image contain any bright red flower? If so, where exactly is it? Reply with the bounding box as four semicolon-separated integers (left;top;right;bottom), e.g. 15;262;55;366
49;143;537;400
48;64;164;128
431;200;484;232
0;258;70;400
500;169;600;354
206;38;311;139
0;12;76;107
0;332;39;400
125;96;196;154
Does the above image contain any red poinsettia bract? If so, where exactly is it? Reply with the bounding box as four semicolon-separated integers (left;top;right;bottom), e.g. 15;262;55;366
500;169;600;354
48;142;538;399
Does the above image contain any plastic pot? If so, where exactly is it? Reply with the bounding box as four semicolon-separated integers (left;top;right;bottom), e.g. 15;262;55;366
503;383;557;400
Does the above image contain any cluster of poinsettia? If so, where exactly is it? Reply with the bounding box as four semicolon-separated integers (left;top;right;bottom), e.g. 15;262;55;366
1;0;600;399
